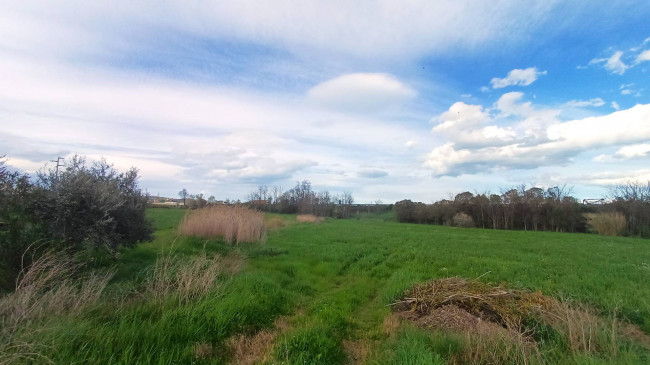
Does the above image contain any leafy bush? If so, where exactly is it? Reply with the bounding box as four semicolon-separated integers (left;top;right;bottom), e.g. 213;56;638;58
0;158;43;292
1;155;153;292
35;156;153;255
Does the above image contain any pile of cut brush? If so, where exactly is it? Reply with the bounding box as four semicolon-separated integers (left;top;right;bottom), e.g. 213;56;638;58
391;277;649;362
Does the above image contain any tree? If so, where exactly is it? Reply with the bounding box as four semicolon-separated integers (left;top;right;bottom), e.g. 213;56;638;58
179;188;188;206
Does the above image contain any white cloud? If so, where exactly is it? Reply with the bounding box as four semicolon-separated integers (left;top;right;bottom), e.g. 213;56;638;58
589;51;629;75
611;101;620;110
621;89;632;95
425;100;650;176
636;50;650;63
404;140;419;148
614;144;650;159
0;53;427;200
565;98;605;107
490;67;546;88
0;1;563;61
432;101;515;148
307;73;416;113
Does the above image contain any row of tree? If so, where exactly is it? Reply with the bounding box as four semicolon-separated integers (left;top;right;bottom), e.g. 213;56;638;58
395;185;587;233
395;182;650;237
0;156;153;292
246;181;356;218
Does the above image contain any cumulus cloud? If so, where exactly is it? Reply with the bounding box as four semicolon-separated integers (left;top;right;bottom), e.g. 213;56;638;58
432;102;515;148
565;98;605;107
490;67;546;88
425;97;650;176
307;73;416;113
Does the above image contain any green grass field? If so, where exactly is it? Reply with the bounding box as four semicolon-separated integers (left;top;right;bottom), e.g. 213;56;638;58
4;208;650;364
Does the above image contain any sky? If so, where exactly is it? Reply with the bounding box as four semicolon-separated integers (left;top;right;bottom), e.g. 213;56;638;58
1;1;650;203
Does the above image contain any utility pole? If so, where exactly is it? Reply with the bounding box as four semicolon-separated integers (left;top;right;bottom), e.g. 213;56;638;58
51;157;64;178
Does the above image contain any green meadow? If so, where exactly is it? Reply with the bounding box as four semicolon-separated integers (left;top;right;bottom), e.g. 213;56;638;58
4;208;650;364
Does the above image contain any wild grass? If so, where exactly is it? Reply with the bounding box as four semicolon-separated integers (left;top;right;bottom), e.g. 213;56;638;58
178;205;266;244
586;212;627;236
4;208;649;364
0;251;113;365
296;214;325;223
143;249;244;304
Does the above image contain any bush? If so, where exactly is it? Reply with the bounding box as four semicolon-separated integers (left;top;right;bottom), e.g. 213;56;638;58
35;156;153;255
452;213;475;228
585;212;626;236
0;158;44;292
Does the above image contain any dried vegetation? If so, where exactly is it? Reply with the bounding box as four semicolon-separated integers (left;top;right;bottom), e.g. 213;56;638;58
392;276;648;364
178;205;266;244
296;214;325;223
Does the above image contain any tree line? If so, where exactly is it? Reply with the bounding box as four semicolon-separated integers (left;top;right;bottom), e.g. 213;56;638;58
395;183;650;237
246;180;356;218
0;156;153;292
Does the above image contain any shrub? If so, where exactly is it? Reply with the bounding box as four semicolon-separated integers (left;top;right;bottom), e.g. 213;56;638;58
0;158;44;292
585;212;626;236
178;205;266;244
452;213;475;228
35;156;153;255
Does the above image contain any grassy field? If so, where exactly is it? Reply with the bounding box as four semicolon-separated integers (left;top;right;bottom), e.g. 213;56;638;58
3;208;649;364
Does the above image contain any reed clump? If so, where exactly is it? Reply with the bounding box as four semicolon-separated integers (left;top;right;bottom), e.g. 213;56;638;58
178;205;266;244
585;212;626;236
296;214;324;223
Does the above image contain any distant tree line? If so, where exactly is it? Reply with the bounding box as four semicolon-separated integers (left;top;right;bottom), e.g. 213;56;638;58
0;155;153;292
395;182;650;237
246;180;356;218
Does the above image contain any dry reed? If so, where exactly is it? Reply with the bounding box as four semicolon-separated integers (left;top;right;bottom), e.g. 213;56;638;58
296;214;324;223
265;217;287;230
585;212;626;236
178;205;266;244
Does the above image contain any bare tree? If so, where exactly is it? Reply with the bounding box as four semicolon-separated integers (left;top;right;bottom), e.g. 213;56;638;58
179;188;188;206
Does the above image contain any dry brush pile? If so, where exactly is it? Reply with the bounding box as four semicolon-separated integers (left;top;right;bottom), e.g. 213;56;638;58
391;277;649;364
178;205;266;244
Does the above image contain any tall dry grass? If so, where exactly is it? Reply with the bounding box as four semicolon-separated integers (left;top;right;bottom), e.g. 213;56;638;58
144;250;244;304
178;205;266;245
0;251;114;365
296;214;324;223
585;212;626;236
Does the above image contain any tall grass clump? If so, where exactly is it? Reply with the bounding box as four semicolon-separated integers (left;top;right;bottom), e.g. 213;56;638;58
0;251;113;364
586;212;626;236
178;205;266;245
143;250;244;304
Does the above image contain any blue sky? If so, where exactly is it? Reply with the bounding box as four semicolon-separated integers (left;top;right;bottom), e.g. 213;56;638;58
1;1;650;202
